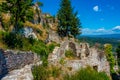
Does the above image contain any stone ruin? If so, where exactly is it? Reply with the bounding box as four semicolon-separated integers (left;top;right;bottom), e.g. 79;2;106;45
0;49;40;80
33;3;58;27
48;40;110;75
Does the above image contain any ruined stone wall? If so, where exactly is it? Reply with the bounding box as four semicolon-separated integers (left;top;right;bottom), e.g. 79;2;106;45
48;29;60;43
0;49;40;79
48;40;110;75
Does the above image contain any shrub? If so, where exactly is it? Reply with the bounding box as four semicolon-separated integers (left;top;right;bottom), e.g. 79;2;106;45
59;58;66;65
64;67;110;80
47;42;60;53
31;40;48;57
32;65;49;80
32;65;61;80
47;43;56;53
2;32;23;48
50;66;61;78
36;29;43;36
65;49;74;58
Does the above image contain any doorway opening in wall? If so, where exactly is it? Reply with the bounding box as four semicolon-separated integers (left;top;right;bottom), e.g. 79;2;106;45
93;65;98;71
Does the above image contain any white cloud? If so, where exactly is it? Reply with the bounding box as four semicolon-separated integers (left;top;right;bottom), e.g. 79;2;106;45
112;26;120;30
93;6;99;12
96;28;105;32
82;26;120;35
82;27;114;35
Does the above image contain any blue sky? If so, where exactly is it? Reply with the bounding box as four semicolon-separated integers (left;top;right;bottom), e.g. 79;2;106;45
36;0;120;35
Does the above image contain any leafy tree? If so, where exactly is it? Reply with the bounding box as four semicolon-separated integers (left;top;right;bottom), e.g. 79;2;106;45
116;43;120;65
104;44;115;73
0;0;34;32
57;0;81;37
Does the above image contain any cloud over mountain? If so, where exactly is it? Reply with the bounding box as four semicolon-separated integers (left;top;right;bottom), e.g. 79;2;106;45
82;26;120;35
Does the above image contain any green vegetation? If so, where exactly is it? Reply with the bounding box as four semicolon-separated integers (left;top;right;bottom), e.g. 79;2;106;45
32;66;110;80
32;65;61;80
104;44;115;73
78;36;119;51
0;0;34;32
32;65;49;80
64;67;110;80
116;43;120;66
47;42;60;53
59;58;66;65
65;49;74;58
0;31;57;66
57;0;81;37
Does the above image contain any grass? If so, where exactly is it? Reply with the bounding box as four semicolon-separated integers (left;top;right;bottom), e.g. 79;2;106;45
32;65;110;80
65;49;74;58
64;67;110;80
32;65;61;80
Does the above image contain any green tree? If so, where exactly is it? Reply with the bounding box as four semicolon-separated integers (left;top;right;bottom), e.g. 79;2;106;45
57;0;81;37
104;44;115;73
116;43;120;65
70;12;82;37
0;0;34;33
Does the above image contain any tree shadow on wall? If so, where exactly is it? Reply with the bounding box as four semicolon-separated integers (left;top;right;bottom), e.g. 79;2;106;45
0;49;8;80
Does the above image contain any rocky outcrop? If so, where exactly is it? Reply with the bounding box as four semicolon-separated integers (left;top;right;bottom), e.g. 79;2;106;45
0;49;40;79
20;27;38;39
47;29;60;43
1;65;33;80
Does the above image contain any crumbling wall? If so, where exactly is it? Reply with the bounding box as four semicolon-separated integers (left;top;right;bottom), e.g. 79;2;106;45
48;40;110;75
0;49;40;79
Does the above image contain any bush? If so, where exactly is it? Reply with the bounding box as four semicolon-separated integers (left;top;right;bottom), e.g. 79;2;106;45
47;43;56;53
31;40;48;57
59;58;66;65
32;65;49;80
47;42;60;53
32;65;61;80
65;49;74;58
50;66;61;78
64;67;110;80
2;32;23;48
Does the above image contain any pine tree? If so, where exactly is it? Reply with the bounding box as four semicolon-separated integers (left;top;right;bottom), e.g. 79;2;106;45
0;0;34;33
70;12;82;37
57;0;81;37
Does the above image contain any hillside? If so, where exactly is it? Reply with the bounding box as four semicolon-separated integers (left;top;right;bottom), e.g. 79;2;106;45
0;0;119;80
82;34;120;39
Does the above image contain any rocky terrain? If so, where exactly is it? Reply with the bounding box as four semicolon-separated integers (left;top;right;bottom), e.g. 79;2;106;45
0;38;111;80
0;49;41;80
0;1;112;80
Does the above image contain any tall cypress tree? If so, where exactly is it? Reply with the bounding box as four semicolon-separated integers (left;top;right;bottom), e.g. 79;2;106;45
0;0;34;33
57;0;81;37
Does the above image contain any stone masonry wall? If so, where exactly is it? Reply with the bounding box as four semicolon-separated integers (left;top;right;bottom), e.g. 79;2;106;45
0;49;40;79
48;40;110;75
